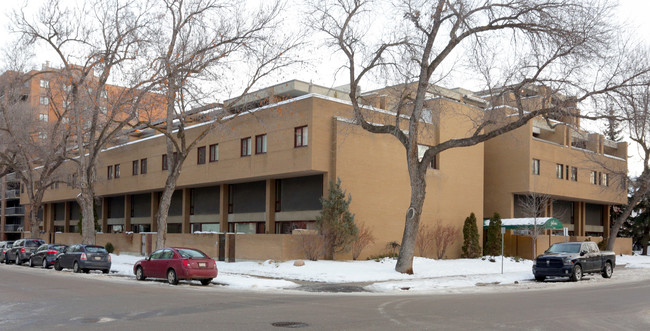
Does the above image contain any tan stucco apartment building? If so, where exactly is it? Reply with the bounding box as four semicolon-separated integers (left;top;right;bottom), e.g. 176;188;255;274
12;80;626;259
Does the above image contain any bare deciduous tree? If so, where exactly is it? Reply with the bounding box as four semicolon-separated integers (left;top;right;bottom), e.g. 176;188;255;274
517;191;552;258
140;0;302;249
351;221;376;260
432;222;460;259
416;223;434;257
309;0;649;273
11;0;156;244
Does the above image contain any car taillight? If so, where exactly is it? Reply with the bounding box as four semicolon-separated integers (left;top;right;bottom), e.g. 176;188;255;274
20;248;25;253
182;259;190;268
108;255;111;262
81;253;87;260
47;250;58;255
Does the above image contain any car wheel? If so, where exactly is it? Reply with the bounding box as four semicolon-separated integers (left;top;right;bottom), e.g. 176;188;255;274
102;269;109;274
535;276;545;282
29;257;34;268
73;261;81;273
167;269;178;285
54;260;62;271
42;258;48;269
15;256;21;266
135;267;146;281
602;262;613;278
200;279;212;286
570;264;582;282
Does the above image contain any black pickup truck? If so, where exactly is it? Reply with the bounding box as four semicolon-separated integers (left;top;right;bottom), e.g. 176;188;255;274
533;241;616;282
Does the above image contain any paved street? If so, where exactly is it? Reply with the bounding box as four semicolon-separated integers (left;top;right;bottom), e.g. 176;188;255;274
1;263;649;330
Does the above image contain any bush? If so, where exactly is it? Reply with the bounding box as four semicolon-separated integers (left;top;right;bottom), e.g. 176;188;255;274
386;241;401;256
299;233;323;261
461;212;481;258
317;179;358;259
105;242;115;254
432;222;460;259
598;239;608;251
351;222;375;260
484;212;502;256
367;253;398;261
416;223;434;257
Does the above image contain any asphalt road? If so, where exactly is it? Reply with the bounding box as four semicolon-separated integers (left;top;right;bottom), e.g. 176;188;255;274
1;263;649;330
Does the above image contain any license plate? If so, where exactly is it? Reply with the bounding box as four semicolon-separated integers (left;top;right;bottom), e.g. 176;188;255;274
94;256;101;261
198;262;206;268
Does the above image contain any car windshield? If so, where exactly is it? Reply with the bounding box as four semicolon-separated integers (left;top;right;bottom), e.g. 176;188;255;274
176;248;207;258
85;246;108;254
26;241;44;247
547;243;581;253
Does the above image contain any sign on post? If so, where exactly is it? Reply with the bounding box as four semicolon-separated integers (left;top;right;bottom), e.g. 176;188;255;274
563;227;568;242
501;227;505;274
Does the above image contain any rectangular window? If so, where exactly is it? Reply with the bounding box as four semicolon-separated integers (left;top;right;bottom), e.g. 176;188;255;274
101;90;108;98
132;160;139;175
141;158;147;174
571;167;578;181
431;154;439;169
294;126;308;147
241;137;252;156
532;159;540;175
602;173;609;186
255;134;267;154
598;172;602;185
162;154;168;170
38;132;47;140
565;165;569;180
114;164;120;179
62;100;70;109
38;113;49;122
107;165;113;180
209;144;218;162
590;171;597;184
197;146;206;164
39;96;49;105
556;164;563;179
40;80;49;88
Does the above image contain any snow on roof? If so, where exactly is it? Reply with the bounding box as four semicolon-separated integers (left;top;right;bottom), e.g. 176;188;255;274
483;217;563;229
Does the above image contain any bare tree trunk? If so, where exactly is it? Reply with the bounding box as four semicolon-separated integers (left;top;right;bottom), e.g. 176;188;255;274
77;183;96;245
642;224;650;255
155;175;179;250
395;169;426;274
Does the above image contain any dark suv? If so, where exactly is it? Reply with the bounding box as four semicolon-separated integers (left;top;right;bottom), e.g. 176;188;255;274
0;241;14;263
6;239;46;265
55;244;111;273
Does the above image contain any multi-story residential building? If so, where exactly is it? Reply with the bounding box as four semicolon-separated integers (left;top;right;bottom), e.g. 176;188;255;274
0;62;165;240
480;85;627;238
0;173;24;240
18;80;627;259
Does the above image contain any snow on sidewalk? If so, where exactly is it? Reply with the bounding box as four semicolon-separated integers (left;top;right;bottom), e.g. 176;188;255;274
108;253;650;293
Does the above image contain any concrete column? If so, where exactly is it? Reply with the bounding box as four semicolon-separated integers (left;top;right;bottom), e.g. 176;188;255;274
64;202;70;233
322;173;330;198
151;192;159;232
265;179;276;234
181;188;191;234
124;195;131;233
219;185;228;233
101;197;108;233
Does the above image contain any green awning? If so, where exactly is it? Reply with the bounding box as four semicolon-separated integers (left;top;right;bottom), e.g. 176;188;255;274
483;217;564;230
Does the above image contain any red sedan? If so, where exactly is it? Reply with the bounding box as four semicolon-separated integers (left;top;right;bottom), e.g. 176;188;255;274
133;247;217;285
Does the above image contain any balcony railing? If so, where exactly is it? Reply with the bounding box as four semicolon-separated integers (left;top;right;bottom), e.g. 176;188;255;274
5;189;20;199
4;224;22;232
5;206;25;215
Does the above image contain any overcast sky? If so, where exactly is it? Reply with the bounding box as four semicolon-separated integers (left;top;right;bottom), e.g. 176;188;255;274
1;0;649;174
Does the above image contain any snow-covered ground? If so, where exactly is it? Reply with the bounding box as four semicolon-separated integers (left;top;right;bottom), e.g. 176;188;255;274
107;253;650;293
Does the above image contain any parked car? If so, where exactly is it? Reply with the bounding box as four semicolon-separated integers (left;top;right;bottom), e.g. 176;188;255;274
533;241;616;282
133;247;217;285
5;239;46;265
29;244;68;268
0;241;15;263
54;244;111;274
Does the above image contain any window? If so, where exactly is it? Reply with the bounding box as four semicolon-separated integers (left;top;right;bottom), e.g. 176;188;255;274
294;126;308;147
241;137;252;156
197;146;206;164
62;100;70;109
209;144;218;162
132;160;139;175
565;165;569;180
532;159;540;175
101;90;108;98
40;80;49;88
38;113;49;122
39;96;49;105
63;85;71;93
255;134;267;154
114;164;120;178
99;106;107;114
571;167;578;181
598;172;602;185
602;173;609;186
431;154;439;169
162;154;168;170
38;132;48;140
107;165;113;180
590;171;597;184
140;158;147;174
556;164;563;179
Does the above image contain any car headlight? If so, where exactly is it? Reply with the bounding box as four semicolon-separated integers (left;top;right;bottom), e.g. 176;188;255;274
563;258;574;265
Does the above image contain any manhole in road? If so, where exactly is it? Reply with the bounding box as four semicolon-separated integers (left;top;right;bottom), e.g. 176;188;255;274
271;321;309;328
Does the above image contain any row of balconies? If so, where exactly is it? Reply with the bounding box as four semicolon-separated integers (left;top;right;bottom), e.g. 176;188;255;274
532;118;626;159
